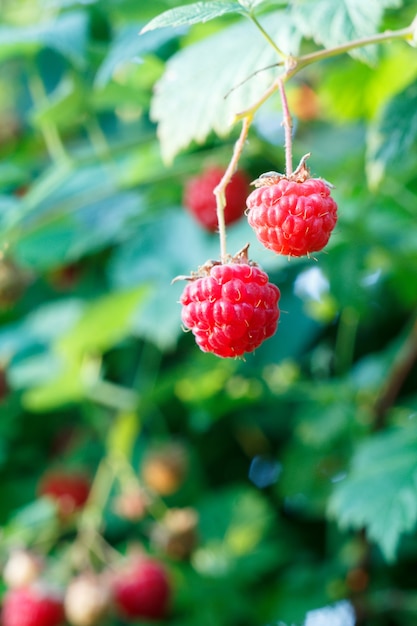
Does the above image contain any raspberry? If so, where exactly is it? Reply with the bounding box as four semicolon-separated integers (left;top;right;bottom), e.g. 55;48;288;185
64;575;111;626
183;166;249;232
112;557;171;621
2;586;64;626
38;470;90;518
179;253;280;358
151;507;199;561
246;161;337;257
3;550;43;589
141;441;188;496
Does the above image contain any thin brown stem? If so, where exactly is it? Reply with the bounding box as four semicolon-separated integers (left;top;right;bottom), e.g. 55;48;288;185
277;77;293;176
213;116;252;262
373;315;417;430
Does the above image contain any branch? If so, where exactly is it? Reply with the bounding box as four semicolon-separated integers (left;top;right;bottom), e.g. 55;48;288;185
373;314;417;430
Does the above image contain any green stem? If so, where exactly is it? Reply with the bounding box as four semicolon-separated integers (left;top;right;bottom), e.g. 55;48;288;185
289;23;416;78
213;116;252;262
28;67;68;163
249;13;287;59
235;18;417;121
334;307;359;376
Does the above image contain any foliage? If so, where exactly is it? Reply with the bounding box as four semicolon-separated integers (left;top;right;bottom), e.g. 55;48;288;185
1;0;417;625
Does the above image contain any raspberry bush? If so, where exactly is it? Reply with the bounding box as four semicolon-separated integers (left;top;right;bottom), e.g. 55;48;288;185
1;2;417;626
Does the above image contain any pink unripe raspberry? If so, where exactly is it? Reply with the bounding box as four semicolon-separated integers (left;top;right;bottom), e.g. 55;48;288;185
1;586;65;626
180;260;280;358
246;176;337;257
183;166;249;232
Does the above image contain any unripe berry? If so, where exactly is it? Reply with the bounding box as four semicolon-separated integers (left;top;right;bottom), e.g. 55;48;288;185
184;166;249;232
141;442;188;496
64;575;111;626
3;550;43;589
151;507;199;560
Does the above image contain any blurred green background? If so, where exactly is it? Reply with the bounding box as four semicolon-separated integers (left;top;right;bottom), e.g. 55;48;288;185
1;0;417;624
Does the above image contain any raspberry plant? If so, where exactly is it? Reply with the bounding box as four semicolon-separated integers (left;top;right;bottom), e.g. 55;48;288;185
1;2;417;626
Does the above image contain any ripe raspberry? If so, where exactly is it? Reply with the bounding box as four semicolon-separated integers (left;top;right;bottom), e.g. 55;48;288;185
183;166;249;232
38;470;90;518
2;586;64;626
112;557;171;621
179;252;280;358
246;160;337;257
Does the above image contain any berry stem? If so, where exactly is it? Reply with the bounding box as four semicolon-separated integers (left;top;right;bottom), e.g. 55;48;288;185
248;13;288;60
233;15;417;122
214;116;252;262
27;61;69;164
289;21;417;78
277;77;293;176
373;312;417;431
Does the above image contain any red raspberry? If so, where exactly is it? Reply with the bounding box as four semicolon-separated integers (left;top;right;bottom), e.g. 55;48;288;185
2;586;64;626
112;557;171;621
246;176;337;257
38;470;90;518
183;166;249;232
180;258;280;358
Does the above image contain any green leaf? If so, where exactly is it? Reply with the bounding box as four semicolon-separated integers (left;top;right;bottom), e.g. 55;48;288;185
10;162;146;270
238;0;273;9
151;12;300;161
328;424;417;560
95;23;182;87
58;287;148;358
141;1;244;34
366;82;417;188
30;77;85;129
106;411;140;460
291;0;402;64
0;12;88;66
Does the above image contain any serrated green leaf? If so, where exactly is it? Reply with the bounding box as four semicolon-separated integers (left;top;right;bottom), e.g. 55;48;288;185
291;0;402;64
366;82;417;188
151;12;300;162
328;424;417;560
238;0;270;8
141;1;244;34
